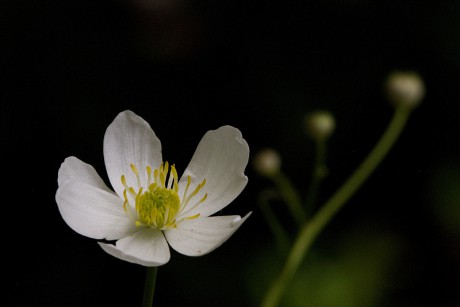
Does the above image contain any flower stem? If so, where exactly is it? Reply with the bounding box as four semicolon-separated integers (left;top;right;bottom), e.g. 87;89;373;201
142;267;158;307
272;172;306;226
304;139;328;215
261;105;411;307
258;190;291;255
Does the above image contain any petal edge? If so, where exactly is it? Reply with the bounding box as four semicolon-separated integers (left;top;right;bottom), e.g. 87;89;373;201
164;212;251;256
103;110;163;198
178;126;249;218
98;229;170;267
56;180;137;240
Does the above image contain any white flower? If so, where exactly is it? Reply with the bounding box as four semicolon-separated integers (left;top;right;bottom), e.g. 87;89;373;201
56;110;251;267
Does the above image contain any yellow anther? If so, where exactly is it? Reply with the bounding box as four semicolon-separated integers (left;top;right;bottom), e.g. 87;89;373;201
146;166;152;184
199;193;208;203
128;187;136;198
185;213;200;220
163;161;169;175
171;165;179;192
122;189;128;212
134;187;144;206
184;178;206;206
130;163;139;174
159;162;169;188
153;169;159;185
130;163;142;188
166;164;175;189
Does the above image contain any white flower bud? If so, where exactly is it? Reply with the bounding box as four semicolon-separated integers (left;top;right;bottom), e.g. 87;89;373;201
304;110;336;141
386;71;425;108
253;148;281;177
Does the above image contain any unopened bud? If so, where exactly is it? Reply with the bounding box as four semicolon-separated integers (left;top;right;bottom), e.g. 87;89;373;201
386;71;425;108
304;110;336;141
253;148;281;177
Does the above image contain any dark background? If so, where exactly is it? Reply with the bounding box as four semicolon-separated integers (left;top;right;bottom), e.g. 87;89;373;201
3;0;460;306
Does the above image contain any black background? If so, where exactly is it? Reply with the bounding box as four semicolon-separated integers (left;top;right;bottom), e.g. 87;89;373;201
3;0;460;306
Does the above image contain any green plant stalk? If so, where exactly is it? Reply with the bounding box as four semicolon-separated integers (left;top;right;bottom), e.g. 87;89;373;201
272;172;306;226
258;190;291;255
261;105;411;307
304;139;328;215
142;267;158;307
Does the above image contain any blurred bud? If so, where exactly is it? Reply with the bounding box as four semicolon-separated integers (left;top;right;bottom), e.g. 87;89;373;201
385;71;425;108
304;110;336;141
253;148;281;177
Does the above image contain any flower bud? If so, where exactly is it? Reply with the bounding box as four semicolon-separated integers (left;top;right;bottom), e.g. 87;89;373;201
304;110;336;141
385;71;425;108
253;148;281;177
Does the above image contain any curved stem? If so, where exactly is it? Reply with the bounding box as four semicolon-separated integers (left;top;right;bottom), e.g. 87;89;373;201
272;172;306;226
258;190;291;256
261;106;411;307
142;267;158;307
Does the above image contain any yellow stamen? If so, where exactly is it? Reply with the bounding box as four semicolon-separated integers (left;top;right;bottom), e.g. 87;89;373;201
122;189;128;212
183;178;206;208
185;213;200;220
171;165;179;192
120;161;207;230
128;187;136;198
130;163;141;188
182;175;192;204
146;166;152;185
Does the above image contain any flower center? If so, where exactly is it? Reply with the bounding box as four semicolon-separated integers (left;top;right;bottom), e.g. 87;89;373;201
136;185;180;229
120;162;207;230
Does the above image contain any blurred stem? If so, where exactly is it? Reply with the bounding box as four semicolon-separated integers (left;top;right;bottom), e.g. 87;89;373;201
261;105;411;307
271;172;306;226
258;190;291;255
304;139;328;215
142;267;158;307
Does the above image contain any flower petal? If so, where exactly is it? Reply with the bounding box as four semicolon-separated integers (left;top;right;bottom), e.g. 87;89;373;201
56;180;137;240
98;229;170;267
103;110;163;198
178;126;249;218
164;213;251;256
57;156;112;193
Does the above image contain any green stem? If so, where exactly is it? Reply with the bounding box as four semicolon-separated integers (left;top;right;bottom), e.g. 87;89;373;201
142;267;158;307
261;106;411;307
272;172;306;226
304;139;328;215
258;190;291;255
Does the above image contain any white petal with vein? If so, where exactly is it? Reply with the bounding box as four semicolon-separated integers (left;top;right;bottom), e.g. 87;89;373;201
98;229;170;266
178;126;249;218
104;110;163;198
164;213;251;256
56;180;137;240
